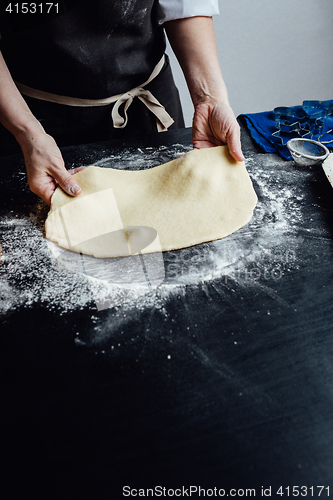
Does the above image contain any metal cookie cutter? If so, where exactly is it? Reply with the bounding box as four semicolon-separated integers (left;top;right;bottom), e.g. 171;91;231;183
286;138;330;166
272;101;333;146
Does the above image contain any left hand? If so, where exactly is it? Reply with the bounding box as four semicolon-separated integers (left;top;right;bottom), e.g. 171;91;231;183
192;99;244;162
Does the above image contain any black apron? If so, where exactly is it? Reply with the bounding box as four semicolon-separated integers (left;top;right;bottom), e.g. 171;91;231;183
0;0;184;155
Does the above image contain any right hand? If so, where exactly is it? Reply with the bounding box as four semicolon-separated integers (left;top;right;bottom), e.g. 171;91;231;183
17;129;82;205
192;98;244;162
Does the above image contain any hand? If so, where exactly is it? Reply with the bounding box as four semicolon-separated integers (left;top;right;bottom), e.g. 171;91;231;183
17;130;83;205
192;99;244;162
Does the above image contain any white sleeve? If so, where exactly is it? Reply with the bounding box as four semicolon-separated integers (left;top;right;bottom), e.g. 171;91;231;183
156;0;220;25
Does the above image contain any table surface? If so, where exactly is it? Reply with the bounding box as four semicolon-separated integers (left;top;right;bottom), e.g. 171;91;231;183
1;125;333;496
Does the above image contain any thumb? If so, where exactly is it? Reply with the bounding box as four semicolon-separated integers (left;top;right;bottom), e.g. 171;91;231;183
55;168;82;197
227;125;245;162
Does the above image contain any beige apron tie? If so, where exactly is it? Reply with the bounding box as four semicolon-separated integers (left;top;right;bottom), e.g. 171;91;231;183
15;55;174;132
111;87;174;132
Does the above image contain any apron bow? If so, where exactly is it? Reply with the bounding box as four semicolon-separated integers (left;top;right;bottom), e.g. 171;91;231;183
112;87;174;132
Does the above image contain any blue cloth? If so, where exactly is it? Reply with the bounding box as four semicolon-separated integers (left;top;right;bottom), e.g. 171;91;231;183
239;101;333;160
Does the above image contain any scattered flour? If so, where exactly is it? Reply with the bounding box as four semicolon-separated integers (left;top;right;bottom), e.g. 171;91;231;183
0;146;304;318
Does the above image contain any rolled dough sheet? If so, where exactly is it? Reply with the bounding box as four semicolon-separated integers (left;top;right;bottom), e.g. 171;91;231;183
322;153;333;189
45;146;257;257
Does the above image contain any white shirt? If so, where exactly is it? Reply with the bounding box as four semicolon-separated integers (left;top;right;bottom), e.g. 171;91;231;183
157;0;220;24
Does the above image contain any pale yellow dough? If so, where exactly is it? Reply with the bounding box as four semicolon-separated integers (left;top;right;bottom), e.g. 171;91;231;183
45;146;257;258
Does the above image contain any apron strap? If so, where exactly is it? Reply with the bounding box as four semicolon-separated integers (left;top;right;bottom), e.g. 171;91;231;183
15;55;174;132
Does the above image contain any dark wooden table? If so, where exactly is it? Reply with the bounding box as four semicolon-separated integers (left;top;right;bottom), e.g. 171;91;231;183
1;125;333;497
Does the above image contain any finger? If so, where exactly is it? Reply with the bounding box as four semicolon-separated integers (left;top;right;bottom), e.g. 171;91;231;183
29;177;58;206
193;140;214;149
193;139;224;149
42;184;57;206
69;166;86;175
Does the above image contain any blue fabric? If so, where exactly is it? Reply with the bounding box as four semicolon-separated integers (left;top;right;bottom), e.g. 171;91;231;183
240;101;333;160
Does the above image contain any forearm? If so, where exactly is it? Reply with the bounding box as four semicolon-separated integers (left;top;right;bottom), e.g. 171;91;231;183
0;52;81;203
0;51;43;145
165;17;243;160
164;16;229;106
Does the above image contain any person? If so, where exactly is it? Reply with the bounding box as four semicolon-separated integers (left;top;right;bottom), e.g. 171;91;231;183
0;0;244;205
